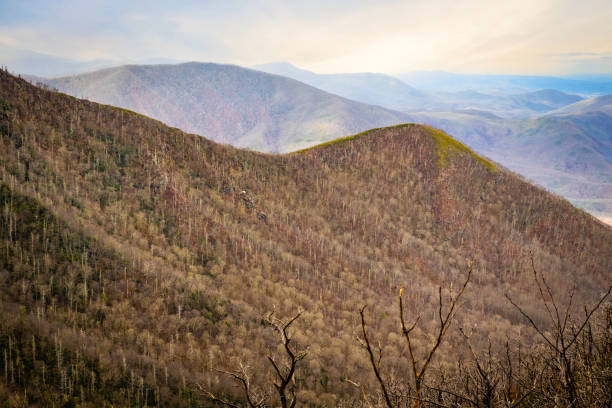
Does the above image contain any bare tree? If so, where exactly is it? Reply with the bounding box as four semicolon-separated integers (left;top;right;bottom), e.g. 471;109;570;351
360;261;473;408
505;256;611;407
205;363;267;408
449;329;539;408
202;309;306;408
265;309;307;408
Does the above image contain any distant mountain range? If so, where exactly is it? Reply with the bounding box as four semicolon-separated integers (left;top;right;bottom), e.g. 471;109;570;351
406;96;612;221
44;62;410;152
252;62;431;111
398;70;612;95
551;94;612;115
254;62;585;118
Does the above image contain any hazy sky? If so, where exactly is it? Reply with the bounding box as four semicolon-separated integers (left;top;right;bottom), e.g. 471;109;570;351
1;0;611;75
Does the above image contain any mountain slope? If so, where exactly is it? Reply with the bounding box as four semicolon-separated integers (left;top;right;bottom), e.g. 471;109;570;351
430;88;584;118
44;62;411;152
551;94;612;115
41;62;611;221
521;88;584;108
0;70;610;406
406;98;612;221
253;61;430;111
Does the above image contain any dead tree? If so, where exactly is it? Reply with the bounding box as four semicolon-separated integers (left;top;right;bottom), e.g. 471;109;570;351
505;256;611;407
265;309;307;408
205;363;267;408
448;329;539;408
201;309;306;408
360;261;473;408
455;329;499;408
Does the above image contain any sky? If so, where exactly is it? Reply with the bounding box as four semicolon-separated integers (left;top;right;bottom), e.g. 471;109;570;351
1;0;611;76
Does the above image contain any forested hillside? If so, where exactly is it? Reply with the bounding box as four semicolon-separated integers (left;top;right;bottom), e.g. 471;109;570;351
42;63;612;225
1;70;610;406
407;103;612;222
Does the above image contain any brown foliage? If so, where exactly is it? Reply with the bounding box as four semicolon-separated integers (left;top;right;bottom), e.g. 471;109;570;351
0;69;610;405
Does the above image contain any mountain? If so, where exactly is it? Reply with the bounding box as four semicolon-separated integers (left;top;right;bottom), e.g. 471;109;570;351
521;88;585;108
253;61;430;111
40;62;609;222
398;70;612;95
42;62;609;222
250;63;609;220
430;88;584;118
43;62;411;152
253;63;584;118
1;70;610;405
551;94;612;115
406;100;612;222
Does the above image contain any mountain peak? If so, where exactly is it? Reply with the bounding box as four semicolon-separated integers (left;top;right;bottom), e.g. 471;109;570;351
295;123;497;171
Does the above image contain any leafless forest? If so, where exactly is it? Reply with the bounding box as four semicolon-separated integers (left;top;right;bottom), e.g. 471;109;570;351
0;70;610;406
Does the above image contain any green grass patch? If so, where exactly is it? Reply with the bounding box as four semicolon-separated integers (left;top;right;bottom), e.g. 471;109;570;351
291;123;496;172
291;123;417;154
425;125;496;172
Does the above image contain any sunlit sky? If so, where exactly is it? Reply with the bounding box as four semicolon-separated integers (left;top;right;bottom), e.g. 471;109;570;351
1;0;611;75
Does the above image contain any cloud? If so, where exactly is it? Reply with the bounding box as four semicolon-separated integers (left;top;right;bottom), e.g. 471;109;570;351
553;52;612;60
0;0;611;75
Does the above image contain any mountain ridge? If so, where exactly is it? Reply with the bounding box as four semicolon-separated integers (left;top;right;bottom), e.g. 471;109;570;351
44;61;412;153
406;95;612;221
253;61;429;111
38;62;612;222
253;62;586;117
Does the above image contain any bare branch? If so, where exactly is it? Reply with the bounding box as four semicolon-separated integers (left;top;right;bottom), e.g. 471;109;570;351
360;305;394;408
504;293;560;354
209;365;265;408
564;285;611;351
398;260;473;407
265;309;305;408
424;384;478;406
